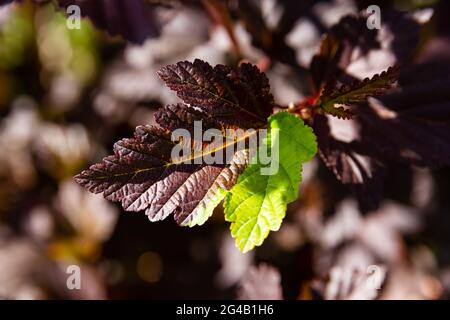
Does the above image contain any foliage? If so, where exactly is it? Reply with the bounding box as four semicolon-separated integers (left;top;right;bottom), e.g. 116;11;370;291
1;0;450;300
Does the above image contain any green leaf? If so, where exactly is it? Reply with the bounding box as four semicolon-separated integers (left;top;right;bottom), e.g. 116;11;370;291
224;112;317;253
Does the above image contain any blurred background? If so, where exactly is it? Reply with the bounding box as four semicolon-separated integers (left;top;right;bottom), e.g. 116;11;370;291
0;0;450;300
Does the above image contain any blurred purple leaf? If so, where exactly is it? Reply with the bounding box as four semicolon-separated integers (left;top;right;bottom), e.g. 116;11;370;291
238;263;283;300
58;0;160;44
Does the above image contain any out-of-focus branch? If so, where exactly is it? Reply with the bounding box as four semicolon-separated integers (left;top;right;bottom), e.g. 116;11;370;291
202;0;243;60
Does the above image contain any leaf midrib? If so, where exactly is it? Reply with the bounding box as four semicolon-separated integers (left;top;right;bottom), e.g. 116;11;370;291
87;126;263;181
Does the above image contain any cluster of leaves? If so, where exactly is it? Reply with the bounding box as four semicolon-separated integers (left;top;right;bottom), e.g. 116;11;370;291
3;0;449;254
306;9;450;212
75;59;317;252
75;54;400;252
